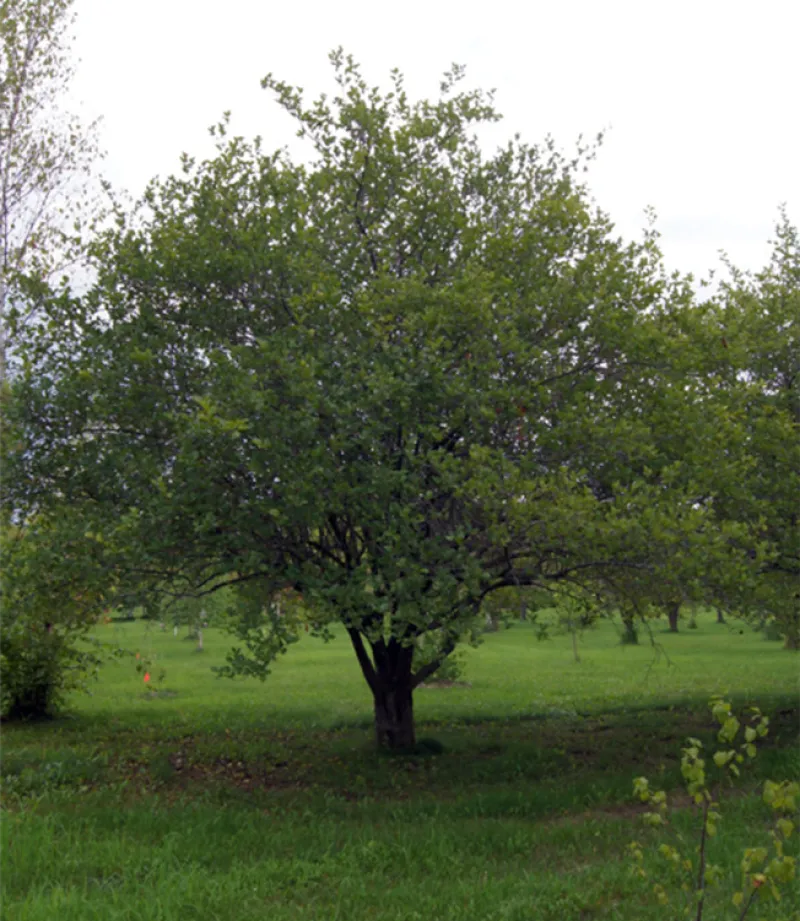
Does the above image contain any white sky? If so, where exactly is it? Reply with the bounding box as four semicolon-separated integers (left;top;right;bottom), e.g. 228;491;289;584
70;0;799;283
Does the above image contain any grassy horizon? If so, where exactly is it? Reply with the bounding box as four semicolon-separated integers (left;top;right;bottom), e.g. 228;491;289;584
29;610;800;730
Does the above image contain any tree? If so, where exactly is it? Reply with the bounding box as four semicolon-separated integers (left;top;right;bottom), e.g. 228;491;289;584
2;54;755;747
0;0;100;384
156;584;237;649
707;212;800;648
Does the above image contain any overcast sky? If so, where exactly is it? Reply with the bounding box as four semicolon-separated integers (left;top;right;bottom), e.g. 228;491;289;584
70;0;799;283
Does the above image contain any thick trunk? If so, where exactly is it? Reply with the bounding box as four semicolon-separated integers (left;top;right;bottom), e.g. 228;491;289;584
373;680;415;749
348;628;418;750
667;603;680;633
716;608;725;624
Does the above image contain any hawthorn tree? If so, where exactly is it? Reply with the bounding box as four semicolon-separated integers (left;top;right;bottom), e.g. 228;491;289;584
2;54;756;746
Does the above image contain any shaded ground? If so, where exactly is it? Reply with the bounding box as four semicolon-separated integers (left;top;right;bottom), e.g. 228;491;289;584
4;701;798;808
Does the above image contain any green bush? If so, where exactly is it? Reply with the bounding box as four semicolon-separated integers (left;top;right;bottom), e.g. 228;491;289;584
1;519;108;720
629;696;798;918
0;618;102;720
1;627;62;719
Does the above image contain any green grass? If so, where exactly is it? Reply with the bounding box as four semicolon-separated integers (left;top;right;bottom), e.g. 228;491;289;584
22;612;800;733
2;613;799;920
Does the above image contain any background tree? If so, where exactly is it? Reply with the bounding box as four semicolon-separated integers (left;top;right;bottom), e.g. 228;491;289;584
2;54;759;747
156;585;243;650
0;0;100;384
707;212;800;648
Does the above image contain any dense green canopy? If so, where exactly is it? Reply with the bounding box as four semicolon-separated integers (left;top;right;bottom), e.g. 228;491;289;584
704;214;799;646
3;54;792;742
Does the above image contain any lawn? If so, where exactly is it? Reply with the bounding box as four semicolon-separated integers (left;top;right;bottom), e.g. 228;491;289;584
2;613;798;920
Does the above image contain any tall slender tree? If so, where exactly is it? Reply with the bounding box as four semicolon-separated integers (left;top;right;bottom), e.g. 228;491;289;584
0;0;100;384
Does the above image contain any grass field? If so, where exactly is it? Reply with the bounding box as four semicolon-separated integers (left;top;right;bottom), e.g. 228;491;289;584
2;613;799;920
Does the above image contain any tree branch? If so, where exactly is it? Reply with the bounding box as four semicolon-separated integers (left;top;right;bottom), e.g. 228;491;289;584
347;628;378;693
411;636;456;688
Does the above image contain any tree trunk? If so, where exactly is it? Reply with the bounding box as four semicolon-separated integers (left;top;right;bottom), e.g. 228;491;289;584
621;613;639;644
348;629;418;750
716;608;725;624
373;680;415;749
197;627;203;651
667;603;680;633
570;627;581;663
0;275;7;387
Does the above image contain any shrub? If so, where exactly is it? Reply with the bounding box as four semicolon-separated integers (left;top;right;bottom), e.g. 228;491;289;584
1;519;108;720
1;615;102;720
629;696;798;918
